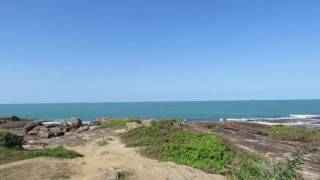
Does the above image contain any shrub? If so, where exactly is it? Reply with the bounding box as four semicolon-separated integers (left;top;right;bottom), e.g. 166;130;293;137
0;130;23;148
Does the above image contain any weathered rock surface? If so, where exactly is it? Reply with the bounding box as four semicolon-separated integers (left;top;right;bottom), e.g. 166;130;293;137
76;126;89;133
126;122;142;131
141;120;154;127
27;126;42;135
60;120;70;127
103;168;122;180
24;121;42;133
38;127;53;138
49;127;64;136
71;117;82;129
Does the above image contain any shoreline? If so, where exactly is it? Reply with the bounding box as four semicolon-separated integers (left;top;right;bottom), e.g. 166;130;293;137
0;116;319;179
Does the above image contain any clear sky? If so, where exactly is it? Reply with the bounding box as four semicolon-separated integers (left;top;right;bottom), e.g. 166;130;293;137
0;0;319;103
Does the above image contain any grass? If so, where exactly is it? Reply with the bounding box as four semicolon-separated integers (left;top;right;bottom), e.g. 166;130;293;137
122;120;307;180
0;146;83;165
100;118;141;128
265;125;320;145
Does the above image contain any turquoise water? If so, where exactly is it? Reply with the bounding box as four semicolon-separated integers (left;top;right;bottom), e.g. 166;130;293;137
0;100;319;121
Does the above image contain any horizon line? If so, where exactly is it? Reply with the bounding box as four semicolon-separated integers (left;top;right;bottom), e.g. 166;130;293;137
0;98;320;105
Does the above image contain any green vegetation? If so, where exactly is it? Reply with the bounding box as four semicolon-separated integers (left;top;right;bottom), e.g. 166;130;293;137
122;120;306;180
0;130;23;148
0;146;83;164
0;130;82;164
100;118;141;128
266;125;320;145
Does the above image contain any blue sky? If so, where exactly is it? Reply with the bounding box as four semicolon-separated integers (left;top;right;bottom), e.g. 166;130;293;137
0;0;319;103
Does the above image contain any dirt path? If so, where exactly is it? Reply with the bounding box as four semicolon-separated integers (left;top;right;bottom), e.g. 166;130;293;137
0;129;225;180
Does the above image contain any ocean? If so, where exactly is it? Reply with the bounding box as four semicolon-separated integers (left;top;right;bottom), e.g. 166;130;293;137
0;100;320;122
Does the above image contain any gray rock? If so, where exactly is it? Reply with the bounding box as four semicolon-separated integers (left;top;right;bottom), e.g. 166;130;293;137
141;120;154;127
38;127;53;138
49;127;64;136
60;120;70;127
71;117;82;129
103;168;123;180
24;121;43;133
76;126;89;133
126;122;142;131
27;126;41;135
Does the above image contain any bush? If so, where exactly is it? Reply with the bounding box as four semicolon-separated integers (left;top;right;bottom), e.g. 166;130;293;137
0;130;23;148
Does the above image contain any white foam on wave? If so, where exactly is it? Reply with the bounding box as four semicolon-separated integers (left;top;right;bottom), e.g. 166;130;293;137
289;114;320;119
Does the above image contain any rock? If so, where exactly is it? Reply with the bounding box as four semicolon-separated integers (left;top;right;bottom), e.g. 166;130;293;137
103;168;123;180
71;117;82;129
10;116;21;121
27;126;41;135
24;121;43;133
38;127;53;138
89;125;98;130
96;117;110;122
60;120;70;127
76;126;89;133
44;124;57;128
49;127;64;136
141;120;154;127
126;122;142;131
89;120;101;126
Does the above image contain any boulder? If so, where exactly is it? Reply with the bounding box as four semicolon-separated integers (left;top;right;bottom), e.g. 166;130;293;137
27;126;42;135
126;122;142;131
24;121;43;133
10;116;21;121
76;126;89;133
38;127;53;138
60;120;70;127
71;117;82;129
141;120;154;127
103;168;123;180
49;127;64;136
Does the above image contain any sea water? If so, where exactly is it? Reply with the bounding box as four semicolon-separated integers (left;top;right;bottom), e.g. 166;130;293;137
0;100;320;122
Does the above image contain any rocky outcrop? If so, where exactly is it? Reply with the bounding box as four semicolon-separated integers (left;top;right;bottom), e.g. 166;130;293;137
126;122;142;131
24;121;43;133
71;117;82;129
